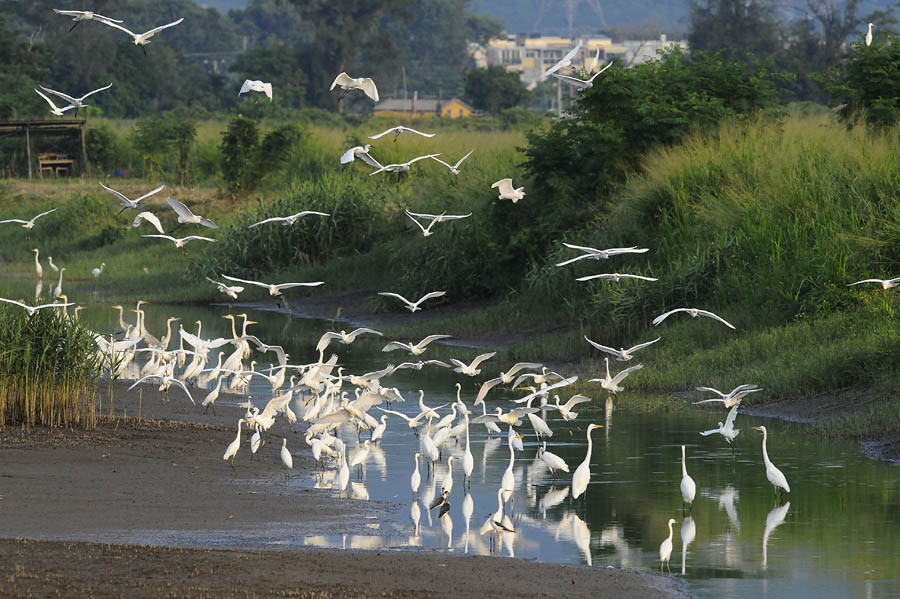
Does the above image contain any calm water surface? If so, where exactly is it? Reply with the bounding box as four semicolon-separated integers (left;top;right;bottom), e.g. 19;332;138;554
3;276;900;599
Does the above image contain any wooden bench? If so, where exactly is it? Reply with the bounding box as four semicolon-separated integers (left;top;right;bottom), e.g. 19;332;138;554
37;153;74;178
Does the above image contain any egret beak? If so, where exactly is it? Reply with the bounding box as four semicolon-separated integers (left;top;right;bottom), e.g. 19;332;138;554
752;426;762;431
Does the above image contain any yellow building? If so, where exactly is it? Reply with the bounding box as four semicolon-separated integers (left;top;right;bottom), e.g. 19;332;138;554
483;34;627;89
374;98;475;119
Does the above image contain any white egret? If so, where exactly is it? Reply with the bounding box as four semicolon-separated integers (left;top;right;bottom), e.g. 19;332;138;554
368;125;434;140
550;59;613;89
166;197;218;229
0;208;57;229
410;452;422;495
337;444;350;496
588;357;643;394
128;373;194;404
699;403;741;446
429;150;474;175
142;234;216;249
694;383;761;408
752;426;790;498
866;22;874;46
222;419;244;468
370;414;388;444
681;516;696;575
537;441;569;477
91;262;105;278
100;182;164;212
762;501;790;570
847;276;900;289
491;178;525;203
0;297;72;316
404;210;471;237
659;518;676;573
378;291;446;312
449;351;496;376
201;378;222;415
38;83;111;116
577;273;658;283
97;17;184;55
653;307;735;329
462;412;474;485
680;445;696;512
330;72;379;102
549;393;591;421
132;211;165;234
556;243;649;267
340;144;379;167
442;455;456;495
31;248;42;278
222;274;323;297
349;440;371;477
52;9;123;31
47;256;59;272
53;267;65;298
368;154;440;176
542;42;581;77
34;88;75;116
239;79;272;101
247;211;329;228
471;405;539;428
280;438;293;473
205;277;243;300
584;335;660;361
316;327;383;353
571;423;602;499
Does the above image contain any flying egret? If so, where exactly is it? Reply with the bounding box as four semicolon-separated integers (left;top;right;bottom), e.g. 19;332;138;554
653;307;735;329
52;9;123;31
368;125;434;140
201;277;241;300
577;273;658;283
316;327;383;353
588;357;643;394
680;445;696;512
97;17;184;55
404;210;471;237
491;178;525;203
847;277;900;289
166;197;218;229
239;79;273;101
866;22;874;46
659;518;676;573
550;59;613;90
132;211;165;234
537;441;569;477
0;297;73;317
340;144;379;167
247;211;329;228
368;154;440;176
330;72;379;102
429;150;474;175
223;419;244;468
584;335;660;361
100;182;164;212
142;234;216;248
700;404;741;447
548;393;592;421
31;248;42;278
221;274;323;297
91;262;105;278
694;384;761;408
378;290;446;312
0;208;57;229
542;42;581;77
449;352;496;376
39;83;111;116
752;426;790;499
571;423;603;499
556;243;649;266
34;88;75;116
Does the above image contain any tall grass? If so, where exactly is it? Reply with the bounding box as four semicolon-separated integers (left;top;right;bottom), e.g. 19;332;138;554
0;305;101;429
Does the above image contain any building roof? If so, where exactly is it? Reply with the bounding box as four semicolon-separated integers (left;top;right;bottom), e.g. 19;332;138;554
374;98;473;112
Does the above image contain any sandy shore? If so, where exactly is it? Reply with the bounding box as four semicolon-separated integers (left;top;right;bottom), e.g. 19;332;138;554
0;382;688;598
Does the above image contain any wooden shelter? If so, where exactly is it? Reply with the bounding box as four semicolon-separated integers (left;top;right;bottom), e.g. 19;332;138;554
0;119;88;178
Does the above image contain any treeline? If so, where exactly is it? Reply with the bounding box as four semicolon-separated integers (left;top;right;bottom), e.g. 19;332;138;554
1;0;503;119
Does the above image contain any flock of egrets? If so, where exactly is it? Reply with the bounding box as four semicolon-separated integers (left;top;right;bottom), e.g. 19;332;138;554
5;9;896;573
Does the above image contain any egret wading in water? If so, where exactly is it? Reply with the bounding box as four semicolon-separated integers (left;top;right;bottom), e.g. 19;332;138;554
572;424;603;499
31;248;42;278
680;445;696;513
753;426;790;501
659;518;677;573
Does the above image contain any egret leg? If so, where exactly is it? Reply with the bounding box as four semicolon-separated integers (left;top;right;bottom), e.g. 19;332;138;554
141;45;147;57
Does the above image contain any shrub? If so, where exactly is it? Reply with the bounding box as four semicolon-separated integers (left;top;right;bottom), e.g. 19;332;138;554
819;35;900;127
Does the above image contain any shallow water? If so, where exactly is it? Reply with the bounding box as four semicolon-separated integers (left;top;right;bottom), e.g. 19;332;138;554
3;276;900;598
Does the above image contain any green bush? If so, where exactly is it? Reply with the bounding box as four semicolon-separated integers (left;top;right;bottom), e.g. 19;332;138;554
132;111;197;185
221;116;260;193
85;124;123;174
819;35;900;127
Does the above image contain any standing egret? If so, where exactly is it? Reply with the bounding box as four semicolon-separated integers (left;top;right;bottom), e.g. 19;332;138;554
53;267;65;298
571;424;603;499
680;445;696;512
97;17;184;55
866;22;874;46
537;441;569;478
47;256;59;272
659;518;676;573
462;411;474;487
349;440;371;478
0;208;57;229
442;455;456;495
91;262;105;278
201;378;222;415
337;444;350;497
31;248;42;278
410;452;422;496
752;426;790;499
281;438;293;475
223;419;244;468
250;424;262;460
371;414;388;444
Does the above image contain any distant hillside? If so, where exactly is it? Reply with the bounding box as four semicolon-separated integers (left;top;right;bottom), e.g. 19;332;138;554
198;0;248;12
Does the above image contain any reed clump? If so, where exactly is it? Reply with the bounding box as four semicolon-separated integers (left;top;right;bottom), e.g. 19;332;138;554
0;305;101;429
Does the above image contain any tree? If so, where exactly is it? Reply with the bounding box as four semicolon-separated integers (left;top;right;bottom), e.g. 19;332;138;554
688;0;780;61
819;35;900;127
463;66;530;114
0;13;49;118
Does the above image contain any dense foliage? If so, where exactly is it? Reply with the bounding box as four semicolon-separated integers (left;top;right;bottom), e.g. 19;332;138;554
463;66;531;114
819;35;900;126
